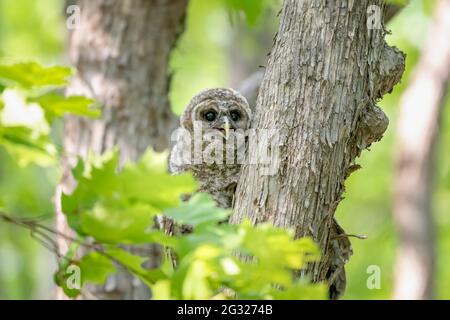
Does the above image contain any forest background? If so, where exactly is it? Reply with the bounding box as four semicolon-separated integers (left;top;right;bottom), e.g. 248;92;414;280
0;0;448;299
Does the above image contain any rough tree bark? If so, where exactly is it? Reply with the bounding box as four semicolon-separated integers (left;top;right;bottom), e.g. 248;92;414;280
393;0;450;300
230;0;405;299
236;4;404;108
56;0;188;299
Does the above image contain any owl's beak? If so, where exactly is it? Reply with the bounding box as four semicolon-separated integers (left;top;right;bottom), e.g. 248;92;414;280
222;117;231;139
216;116;231;139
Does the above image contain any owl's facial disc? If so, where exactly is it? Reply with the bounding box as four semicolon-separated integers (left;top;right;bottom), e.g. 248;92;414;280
194;98;250;139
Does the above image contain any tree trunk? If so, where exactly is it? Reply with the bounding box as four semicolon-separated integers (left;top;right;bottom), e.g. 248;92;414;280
235;4;404;107
230;0;405;299
393;0;450;300
56;0;188;299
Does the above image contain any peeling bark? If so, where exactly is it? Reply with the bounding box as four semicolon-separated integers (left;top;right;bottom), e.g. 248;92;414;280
230;0;404;299
393;0;450;300
56;0;188;299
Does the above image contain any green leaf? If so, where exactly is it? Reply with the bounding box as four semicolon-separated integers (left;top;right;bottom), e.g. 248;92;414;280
61;152;119;234
0;125;57;166
224;0;270;26
0;62;72;88
71;156;85;181
171;244;220;300
80;201;159;243
30;93;100;120
175;223;240;258
56;147;324;300
106;247;166;285
61;150;195;244
164;193;231;227
79;252;116;285
240;220;320;270
86;151;120;196
152;280;172;300
119;149;196;210
182;258;213;299
63;149;196;220
54;243;81;298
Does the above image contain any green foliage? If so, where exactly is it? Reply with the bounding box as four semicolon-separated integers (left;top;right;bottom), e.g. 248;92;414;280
58;149;326;300
0;125;56;166
30;93;100;122
0;18;322;300
224;0;273;26
53;243;81;298
164;193;231;226
0;0;65;63
78;252;116;285
1;0;448;301
0;62;71;88
61;150;195;240
0;62;100;166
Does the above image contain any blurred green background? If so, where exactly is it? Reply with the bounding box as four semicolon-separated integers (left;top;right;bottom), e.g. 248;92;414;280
0;0;448;299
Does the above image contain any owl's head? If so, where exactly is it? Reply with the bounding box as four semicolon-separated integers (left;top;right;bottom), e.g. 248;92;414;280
181;88;252;138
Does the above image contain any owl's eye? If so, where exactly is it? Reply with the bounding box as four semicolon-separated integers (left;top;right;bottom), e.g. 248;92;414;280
204;110;217;122
230;110;241;122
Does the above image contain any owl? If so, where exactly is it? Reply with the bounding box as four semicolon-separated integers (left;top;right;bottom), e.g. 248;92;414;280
169;88;252;208
169;88;350;299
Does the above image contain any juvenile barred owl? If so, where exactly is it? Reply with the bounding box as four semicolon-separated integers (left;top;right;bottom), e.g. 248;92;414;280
169;88;350;300
169;88;252;208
